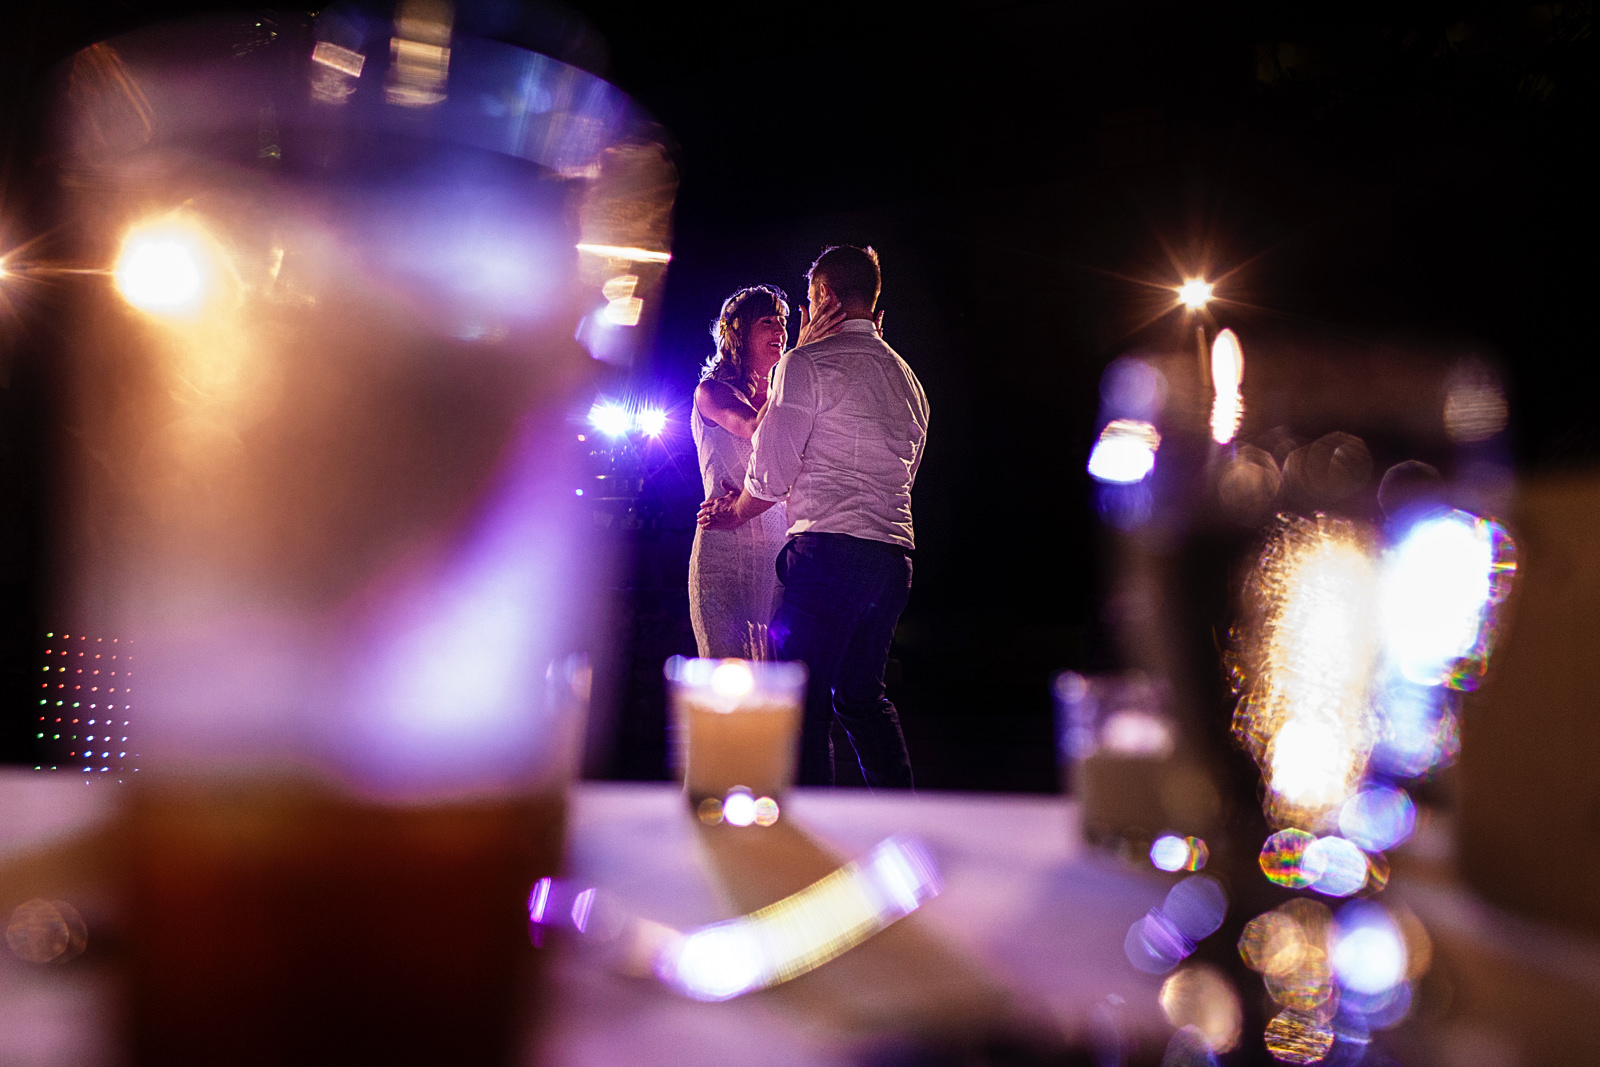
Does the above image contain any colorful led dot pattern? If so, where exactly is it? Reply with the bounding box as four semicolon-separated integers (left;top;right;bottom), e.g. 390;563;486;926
33;632;138;783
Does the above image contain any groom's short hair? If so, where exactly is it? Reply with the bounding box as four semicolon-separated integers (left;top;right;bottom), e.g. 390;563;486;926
807;245;880;311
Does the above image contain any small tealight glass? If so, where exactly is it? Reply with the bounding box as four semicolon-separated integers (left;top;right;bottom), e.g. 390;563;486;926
664;657;806;826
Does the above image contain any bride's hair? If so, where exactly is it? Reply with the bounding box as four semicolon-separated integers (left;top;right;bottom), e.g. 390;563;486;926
701;284;789;388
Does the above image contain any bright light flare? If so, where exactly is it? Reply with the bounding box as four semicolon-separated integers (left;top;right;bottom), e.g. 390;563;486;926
576;242;672;263
588;401;631;437
1177;279;1213;311
1209;328;1244;444
1378;510;1515;688
1233;517;1380;824
710;660;754;698
1330;902;1406;996
1088;419;1160;484
587;400;668;438
114;218;221;316
636;408;668;436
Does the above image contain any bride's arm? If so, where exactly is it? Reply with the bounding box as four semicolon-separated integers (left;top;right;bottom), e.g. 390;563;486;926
694;379;763;439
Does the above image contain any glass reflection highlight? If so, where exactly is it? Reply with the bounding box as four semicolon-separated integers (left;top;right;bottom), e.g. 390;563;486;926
1088;419;1161;485
1443;361;1509;443
1209;328;1244;445
528;836;941;1000
385;0;452;107
1233;516;1379;826
656;835;942;1001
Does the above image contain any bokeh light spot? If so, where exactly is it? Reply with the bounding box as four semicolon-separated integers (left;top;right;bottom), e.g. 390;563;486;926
753;796;780;826
1263;1009;1335;1064
1304;836;1368;897
1338;786;1415;852
1100;357;1167;421
1163;876;1228;941
1240;911;1306;978
1160;964;1242;1054
1331;903;1406;996
710;660;754;699
5;899;87;964
1260;829;1321;888
1263;945;1334;1012
1151;834;1192;872
1125;909;1191;974
722;789;757;827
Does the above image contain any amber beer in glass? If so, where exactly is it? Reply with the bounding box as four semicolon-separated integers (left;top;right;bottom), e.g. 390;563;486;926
46;9;656;1062
665;658;807;811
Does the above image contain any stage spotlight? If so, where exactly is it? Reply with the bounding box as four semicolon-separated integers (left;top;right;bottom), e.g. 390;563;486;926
636;407;667;436
588;401;631;438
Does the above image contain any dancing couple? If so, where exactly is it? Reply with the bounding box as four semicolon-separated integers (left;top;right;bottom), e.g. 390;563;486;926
692;245;930;789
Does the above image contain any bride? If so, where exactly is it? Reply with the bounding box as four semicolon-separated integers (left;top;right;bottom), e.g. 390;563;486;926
687;284;843;658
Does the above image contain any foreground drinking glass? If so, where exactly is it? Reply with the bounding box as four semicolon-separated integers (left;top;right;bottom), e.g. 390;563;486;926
118;658;588;1066
664;657;806;824
39;5;665;1062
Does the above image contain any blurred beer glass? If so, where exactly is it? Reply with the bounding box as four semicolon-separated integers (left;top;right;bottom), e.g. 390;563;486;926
664;658;805;823
45;5;665;1062
1054;671;1219;855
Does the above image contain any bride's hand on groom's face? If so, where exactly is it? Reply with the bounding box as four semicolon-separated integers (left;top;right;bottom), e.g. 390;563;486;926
796;293;845;347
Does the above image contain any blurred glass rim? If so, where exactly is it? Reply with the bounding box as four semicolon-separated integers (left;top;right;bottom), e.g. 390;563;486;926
663;656;808;690
53;3;654;178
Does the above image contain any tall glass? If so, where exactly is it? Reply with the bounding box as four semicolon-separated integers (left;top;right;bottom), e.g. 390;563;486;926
41;6;666;1062
665;657;806;821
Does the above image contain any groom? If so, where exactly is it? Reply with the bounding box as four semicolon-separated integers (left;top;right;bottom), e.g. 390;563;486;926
697;245;930;788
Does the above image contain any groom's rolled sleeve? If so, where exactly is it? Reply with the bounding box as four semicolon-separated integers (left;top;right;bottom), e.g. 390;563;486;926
744;354;815;502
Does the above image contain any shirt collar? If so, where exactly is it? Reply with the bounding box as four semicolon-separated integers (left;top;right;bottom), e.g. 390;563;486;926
838;319;878;334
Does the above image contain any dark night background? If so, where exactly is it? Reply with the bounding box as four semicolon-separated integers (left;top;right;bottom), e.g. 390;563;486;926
2;1;1595;789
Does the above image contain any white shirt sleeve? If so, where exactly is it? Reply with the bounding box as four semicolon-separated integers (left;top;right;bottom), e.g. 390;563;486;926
744;352;815;502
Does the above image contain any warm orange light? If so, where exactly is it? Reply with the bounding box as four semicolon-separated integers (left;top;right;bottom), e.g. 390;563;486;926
1177;279;1213;310
576;243;672;264
113;218;222;317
